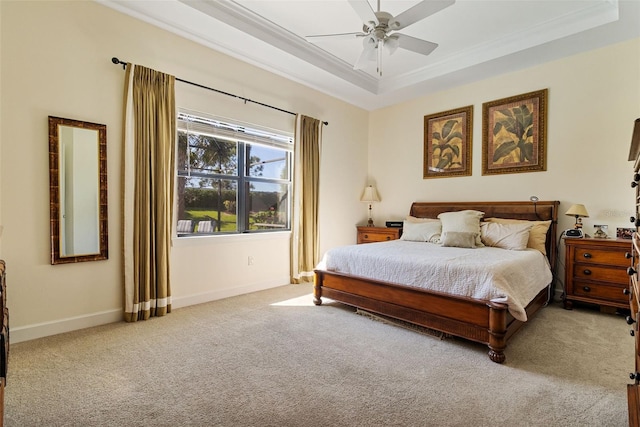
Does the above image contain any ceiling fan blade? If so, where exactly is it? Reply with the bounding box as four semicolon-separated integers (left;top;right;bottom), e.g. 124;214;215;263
389;0;455;30
348;0;378;26
305;32;366;42
395;33;438;56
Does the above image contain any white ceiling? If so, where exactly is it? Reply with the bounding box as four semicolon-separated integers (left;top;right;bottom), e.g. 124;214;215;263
101;0;640;110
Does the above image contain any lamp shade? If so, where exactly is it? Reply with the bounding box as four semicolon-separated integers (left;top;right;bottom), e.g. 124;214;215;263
360;185;380;203
565;204;589;218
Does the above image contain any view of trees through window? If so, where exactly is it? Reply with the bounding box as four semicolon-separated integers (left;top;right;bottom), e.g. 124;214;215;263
176;112;292;236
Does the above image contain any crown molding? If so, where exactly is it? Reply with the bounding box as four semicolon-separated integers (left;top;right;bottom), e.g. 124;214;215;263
179;0;379;94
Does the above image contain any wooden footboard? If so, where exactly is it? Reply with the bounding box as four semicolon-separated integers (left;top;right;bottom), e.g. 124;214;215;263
314;200;558;364
314;269;548;363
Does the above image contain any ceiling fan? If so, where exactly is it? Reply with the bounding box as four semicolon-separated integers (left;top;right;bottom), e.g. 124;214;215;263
306;0;455;76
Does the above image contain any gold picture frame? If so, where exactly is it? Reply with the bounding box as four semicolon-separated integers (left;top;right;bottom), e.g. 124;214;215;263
482;89;548;175
423;105;473;179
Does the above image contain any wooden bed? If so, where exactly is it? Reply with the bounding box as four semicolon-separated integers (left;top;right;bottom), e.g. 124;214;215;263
314;200;559;363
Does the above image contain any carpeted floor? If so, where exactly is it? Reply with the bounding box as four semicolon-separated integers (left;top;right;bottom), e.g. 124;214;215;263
4;284;633;426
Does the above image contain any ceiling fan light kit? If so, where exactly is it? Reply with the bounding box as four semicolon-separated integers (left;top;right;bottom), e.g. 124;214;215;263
306;0;455;77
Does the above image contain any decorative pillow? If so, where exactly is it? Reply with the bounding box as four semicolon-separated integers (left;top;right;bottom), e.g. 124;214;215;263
440;231;478;248
485;218;552;255
480;222;533;250
437;210;485;247
400;220;442;243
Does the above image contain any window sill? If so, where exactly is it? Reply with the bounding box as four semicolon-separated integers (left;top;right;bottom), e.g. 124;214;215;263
173;230;291;247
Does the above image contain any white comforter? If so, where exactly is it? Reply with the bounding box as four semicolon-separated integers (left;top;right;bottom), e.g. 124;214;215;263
315;240;552;321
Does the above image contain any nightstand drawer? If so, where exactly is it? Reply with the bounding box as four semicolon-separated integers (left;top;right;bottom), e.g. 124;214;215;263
360;233;394;243
572;263;629;285
356;226;401;244
564;237;631;310
572;280;628;304
574;247;628;267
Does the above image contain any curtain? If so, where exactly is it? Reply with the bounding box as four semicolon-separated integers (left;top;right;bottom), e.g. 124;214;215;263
291;115;322;283
122;64;176;322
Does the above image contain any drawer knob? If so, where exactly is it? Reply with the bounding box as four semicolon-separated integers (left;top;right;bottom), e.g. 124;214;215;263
626;252;633;259
630;372;640;380
386;236;390;240
582;269;591;275
626;315;636;325
582;286;591;292
631;330;636;337
624;288;632;296
631;216;637;224
635;173;640;182
583;253;592;259
628;267;637;276
632;181;638;188
363;234;369;239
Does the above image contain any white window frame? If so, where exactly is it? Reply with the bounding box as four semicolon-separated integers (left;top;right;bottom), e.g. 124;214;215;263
176;109;294;236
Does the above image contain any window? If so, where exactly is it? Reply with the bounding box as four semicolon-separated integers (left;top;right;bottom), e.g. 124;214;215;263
176;110;293;236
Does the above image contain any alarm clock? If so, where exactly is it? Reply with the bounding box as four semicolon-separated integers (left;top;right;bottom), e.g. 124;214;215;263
564;229;584;238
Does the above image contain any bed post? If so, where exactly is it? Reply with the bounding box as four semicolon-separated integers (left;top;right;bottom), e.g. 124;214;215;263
487;303;507;364
313;272;323;305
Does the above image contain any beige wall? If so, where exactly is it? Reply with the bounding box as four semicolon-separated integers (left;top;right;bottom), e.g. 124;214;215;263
369;38;640;227
369;37;640;287
0;1;368;342
1;1;638;342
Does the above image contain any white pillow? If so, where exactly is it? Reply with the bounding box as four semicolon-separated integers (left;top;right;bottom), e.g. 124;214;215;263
437;210;485;247
485;218;551;255
480;222;532;250
400;220;441;243
440;231;478;248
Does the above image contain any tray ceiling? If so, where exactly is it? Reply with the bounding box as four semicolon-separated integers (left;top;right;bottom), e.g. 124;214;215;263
101;0;640;110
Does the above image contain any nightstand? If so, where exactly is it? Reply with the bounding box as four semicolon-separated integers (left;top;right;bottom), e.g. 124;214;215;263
563;237;632;310
356;226;401;244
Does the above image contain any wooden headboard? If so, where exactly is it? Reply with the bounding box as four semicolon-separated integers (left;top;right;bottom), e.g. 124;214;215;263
409;200;560;267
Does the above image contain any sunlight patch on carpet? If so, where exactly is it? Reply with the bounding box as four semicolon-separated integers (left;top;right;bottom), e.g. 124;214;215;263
270;294;325;307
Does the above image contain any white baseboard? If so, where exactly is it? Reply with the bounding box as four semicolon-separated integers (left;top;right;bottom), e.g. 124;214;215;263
11;309;123;344
171;277;291;308
11;277;291;343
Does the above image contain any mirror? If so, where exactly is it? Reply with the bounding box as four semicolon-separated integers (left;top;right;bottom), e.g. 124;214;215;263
48;116;108;264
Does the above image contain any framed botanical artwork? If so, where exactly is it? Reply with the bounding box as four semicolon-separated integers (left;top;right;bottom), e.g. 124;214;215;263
482;89;548;175
423;105;473;179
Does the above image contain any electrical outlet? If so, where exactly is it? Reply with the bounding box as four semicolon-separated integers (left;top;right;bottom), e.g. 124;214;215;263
248;256;254;266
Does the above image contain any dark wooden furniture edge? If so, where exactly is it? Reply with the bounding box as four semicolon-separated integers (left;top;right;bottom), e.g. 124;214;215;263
314;200;559;364
0;259;6;427
629;384;640;427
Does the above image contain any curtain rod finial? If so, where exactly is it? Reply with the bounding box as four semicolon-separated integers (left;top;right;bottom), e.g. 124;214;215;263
111;57;127;69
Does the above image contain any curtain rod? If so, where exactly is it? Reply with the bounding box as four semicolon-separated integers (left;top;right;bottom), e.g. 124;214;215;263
111;57;328;126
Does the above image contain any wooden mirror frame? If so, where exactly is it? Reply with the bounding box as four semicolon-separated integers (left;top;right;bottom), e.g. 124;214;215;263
48;116;108;264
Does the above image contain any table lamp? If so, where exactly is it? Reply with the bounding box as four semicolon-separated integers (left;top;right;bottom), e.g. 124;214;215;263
565;204;589;229
360;185;380;227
